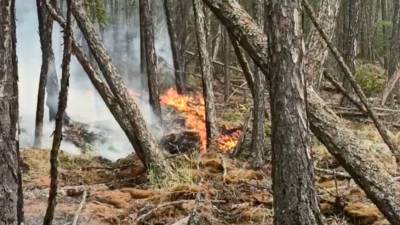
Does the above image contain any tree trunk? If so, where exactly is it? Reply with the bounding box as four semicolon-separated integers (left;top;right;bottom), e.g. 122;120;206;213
193;0;218;147
139;0;161;118
202;0;400;223
267;1;323;224
164;0;185;94
0;0;23;224
71;0;172;174
44;2;146;164
223;31;230;102
304;0;340;86
382;0;388;69
388;0;400;100
43;1;72;224
34;0;59;147
229;34;255;96
340;0;361;105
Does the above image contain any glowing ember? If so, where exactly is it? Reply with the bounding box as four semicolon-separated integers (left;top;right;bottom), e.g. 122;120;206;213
160;88;242;153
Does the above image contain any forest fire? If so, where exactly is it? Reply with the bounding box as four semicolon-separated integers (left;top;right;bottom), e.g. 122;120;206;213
160;89;241;153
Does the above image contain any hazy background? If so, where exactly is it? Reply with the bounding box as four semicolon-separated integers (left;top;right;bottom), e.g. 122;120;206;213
16;0;172;160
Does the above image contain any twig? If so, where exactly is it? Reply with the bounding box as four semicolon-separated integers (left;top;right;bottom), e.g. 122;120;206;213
315;167;351;179
72;189;88;225
218;153;227;183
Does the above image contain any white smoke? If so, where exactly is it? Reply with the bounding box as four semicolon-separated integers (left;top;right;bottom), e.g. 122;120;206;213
16;0;173;161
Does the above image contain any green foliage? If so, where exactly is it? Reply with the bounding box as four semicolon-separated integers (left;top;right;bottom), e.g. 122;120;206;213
355;63;386;97
84;0;108;26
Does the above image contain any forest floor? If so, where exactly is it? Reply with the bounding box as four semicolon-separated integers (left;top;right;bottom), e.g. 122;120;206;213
21;83;400;225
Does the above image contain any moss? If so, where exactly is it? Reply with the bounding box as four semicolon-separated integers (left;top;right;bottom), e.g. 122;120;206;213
355;64;386;97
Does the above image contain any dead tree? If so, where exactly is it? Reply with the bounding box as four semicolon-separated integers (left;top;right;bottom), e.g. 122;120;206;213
304;0;340;87
43;0;72;224
0;0;23;224
164;0;185;94
250;0;266;168
44;1;146;164
71;0;172;175
139;0;161;118
193;0;218;146
202;0;400;224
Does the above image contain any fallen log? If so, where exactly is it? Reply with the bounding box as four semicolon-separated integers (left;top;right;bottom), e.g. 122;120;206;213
308;88;400;225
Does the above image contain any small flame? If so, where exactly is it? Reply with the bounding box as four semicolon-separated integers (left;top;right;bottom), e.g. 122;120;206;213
160;89;241;153
217;130;241;153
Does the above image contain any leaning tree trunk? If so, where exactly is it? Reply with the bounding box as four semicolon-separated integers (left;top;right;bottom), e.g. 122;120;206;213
304;0;340;87
43;0;72;224
164;0;185;94
139;0;161;118
193;0;218;148
202;0;400;224
267;1;323;224
44;2;146;164
250;0;266;168
0;0;23;224
71;0;172;175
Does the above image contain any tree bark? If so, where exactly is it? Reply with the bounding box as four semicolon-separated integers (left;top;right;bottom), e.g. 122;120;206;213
340;0;361;105
0;0;23;224
193;0;219;147
223;31;230;102
164;0;185;94
388;0;400;100
34;0;59;147
43;0;72;224
229;34;255;97
304;0;340;86
202;0;400;223
250;0;266;168
44;2;146;164
71;0;172;174
139;0;161;118
267;1;323;224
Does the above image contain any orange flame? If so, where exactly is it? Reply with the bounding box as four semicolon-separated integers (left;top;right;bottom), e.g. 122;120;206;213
161;89;207;152
160;89;241;153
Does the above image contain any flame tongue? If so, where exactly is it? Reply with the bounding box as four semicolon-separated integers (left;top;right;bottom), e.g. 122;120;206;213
161;89;241;153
